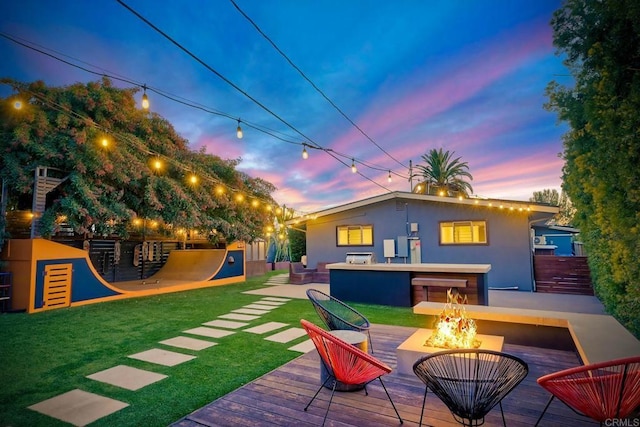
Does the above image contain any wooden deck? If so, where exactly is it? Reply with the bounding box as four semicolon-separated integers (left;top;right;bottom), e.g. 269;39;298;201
172;324;598;427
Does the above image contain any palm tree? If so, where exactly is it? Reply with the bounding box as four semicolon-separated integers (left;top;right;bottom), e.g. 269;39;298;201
413;148;473;197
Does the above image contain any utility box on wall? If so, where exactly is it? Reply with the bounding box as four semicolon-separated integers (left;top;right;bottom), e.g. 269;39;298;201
409;238;421;263
397;236;409;258
383;239;395;259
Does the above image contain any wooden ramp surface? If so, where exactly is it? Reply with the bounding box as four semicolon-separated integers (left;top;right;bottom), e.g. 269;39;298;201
112;250;227;291
172;324;600;426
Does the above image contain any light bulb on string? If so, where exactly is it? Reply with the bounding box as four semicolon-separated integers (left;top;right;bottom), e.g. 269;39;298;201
388;170;392;183
302;145;308;159
236;119;243;139
141;84;149;110
351;159;357;173
152;156;162;173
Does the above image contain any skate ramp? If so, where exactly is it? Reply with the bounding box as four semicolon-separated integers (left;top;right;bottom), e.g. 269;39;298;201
150;249;227;281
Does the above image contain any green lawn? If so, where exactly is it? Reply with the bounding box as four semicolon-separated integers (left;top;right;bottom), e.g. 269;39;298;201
0;271;425;427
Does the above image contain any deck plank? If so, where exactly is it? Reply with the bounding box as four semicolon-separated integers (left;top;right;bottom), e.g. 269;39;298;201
172;324;599;426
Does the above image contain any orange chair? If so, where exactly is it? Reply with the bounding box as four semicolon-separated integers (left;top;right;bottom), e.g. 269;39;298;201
300;319;403;426
535;355;640;426
306;288;374;352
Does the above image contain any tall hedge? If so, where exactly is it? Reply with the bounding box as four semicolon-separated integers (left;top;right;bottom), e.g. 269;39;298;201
547;0;640;336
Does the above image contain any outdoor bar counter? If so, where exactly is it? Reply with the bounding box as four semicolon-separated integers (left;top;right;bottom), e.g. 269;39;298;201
327;262;491;307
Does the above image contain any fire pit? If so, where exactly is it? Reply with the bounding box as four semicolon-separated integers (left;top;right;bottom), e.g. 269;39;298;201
424;288;481;349
396;289;504;376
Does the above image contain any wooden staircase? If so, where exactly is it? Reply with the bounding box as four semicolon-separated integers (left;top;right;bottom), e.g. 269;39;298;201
31;166;68;238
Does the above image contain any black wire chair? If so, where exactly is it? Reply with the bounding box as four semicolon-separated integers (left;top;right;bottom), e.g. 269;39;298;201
413;349;529;427
305;288;373;352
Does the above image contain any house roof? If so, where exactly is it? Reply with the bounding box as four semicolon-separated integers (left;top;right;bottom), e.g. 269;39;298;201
292;191;559;224
533;224;580;233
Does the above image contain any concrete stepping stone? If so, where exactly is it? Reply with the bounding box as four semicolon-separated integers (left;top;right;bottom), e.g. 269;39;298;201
160;336;218;351
288;339;316;353
128;348;196;367
243;304;277;311
183;326;235;339
264;327;307;343
219;313;260;321
87;365;167;391
232;308;270;315
28;389;129;426
202;319;249;329
243;322;288;334
256;300;286;306
261;297;291;302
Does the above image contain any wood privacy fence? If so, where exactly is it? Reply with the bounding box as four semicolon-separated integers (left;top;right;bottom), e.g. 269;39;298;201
534;255;594;295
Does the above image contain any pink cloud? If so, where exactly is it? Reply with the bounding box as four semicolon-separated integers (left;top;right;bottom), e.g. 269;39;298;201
329;18;553;158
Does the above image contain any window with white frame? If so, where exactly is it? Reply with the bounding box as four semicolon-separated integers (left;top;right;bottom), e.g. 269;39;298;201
440;220;487;245
337;225;373;246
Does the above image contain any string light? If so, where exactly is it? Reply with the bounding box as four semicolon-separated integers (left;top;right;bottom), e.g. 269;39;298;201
388;170;392;183
236;118;243;139
302;145;308;159
107;6;402;192
3;89;324;232
1;35;410;193
152;157;162;172
141;84;149;110
351;159;357;173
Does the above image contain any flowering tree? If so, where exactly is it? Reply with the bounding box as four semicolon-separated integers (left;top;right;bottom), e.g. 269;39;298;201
0;78;277;246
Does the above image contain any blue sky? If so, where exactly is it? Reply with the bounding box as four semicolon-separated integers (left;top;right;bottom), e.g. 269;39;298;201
0;0;569;213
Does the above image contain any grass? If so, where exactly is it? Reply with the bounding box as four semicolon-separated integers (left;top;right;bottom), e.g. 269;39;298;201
0;271;425;427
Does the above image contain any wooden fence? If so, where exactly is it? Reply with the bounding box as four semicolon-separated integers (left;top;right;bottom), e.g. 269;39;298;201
534;255;594;295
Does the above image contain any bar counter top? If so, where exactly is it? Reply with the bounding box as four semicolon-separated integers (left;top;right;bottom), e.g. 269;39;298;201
326;262;491;274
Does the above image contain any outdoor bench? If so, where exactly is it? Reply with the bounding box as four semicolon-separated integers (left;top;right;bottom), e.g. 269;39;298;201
413;301;640;365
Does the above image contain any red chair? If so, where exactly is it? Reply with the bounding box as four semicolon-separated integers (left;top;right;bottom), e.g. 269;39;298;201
535;355;640;426
300;319;403;426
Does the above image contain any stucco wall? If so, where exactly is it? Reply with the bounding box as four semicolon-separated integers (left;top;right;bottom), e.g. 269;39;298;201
306;197;544;291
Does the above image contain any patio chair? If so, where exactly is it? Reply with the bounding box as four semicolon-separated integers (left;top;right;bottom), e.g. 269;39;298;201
306;288;374;352
534;355;640;426
413;349;528;427
300;319;403;426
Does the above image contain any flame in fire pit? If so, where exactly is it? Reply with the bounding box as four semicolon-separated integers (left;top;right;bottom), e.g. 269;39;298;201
424;289;481;349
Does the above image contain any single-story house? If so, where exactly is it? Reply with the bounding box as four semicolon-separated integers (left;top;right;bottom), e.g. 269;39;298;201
293;191;558;293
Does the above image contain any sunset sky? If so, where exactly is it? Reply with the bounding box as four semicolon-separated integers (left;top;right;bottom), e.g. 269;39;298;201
1;0;570;213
